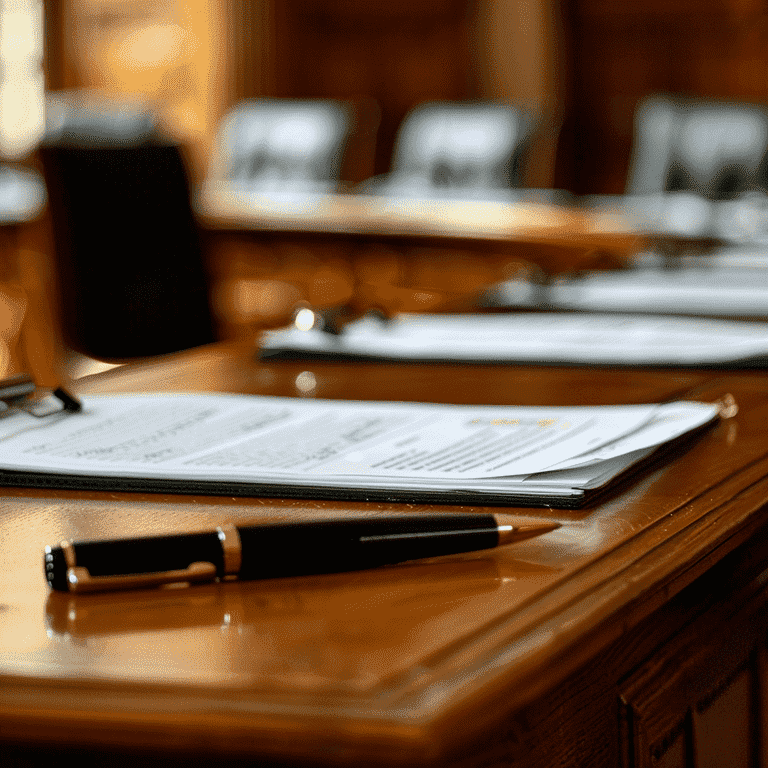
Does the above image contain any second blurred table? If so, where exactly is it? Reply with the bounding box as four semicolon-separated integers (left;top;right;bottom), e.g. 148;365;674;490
197;185;644;266
197;185;649;331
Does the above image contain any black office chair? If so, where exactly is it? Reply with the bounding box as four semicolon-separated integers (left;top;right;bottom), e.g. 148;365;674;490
360;101;535;199
209;98;356;192
627;95;768;200
39;92;217;361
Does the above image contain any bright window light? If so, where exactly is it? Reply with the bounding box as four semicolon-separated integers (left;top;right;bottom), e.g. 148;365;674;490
0;0;44;159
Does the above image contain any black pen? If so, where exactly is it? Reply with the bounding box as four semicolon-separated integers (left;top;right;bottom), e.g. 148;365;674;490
44;514;560;593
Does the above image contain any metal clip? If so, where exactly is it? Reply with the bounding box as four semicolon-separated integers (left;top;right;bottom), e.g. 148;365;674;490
65;561;218;594
60;540;217;593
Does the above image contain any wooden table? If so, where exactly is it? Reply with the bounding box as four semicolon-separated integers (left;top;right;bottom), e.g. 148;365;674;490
197;186;737;263
197;187;644;284
2;342;768;768
196;187;650;332
196;187;737;330
197;186;643;252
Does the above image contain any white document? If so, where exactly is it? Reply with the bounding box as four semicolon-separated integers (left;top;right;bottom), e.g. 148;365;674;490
0;393;719;506
260;312;768;366
549;267;768;319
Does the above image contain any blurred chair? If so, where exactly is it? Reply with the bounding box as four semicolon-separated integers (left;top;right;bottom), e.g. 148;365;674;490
546;95;768;319
628;95;768;200
45;90;160;150
351;101;548;319
207;98;380;336
39;91;217;364
360;101;535;200
209;98;357;193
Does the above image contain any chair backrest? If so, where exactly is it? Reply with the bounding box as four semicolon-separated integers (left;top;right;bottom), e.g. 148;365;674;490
45;90;160;147
627;95;768;200
209;99;355;192
40;94;216;361
383;101;533;196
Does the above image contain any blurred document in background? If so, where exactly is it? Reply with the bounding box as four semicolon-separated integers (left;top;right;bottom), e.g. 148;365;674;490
261;312;768;367
548;262;768;318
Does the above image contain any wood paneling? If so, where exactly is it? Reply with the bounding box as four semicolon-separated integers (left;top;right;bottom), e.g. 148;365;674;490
48;0;230;181
619;526;768;768
558;0;768;194
271;0;478;176
45;1;564;186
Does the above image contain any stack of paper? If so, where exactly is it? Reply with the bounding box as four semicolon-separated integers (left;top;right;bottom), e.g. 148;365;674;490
260;312;768;366
0;393;719;508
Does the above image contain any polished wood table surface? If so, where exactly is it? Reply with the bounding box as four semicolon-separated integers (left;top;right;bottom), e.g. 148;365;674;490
2;341;768;767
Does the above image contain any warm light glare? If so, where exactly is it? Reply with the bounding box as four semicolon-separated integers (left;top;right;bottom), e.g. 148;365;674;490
0;8;41;60
294;307;317;332
0;73;44;157
119;23;189;69
0;0;44;159
294;370;317;394
68;0;226;177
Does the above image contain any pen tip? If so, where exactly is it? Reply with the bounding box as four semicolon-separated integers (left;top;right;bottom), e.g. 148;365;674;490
496;520;560;546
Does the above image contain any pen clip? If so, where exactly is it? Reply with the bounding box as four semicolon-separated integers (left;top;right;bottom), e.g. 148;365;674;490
65;561;218;593
59;538;217;593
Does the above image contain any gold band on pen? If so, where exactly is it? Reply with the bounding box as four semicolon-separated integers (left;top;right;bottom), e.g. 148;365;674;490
60;540;76;570
217;524;243;576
